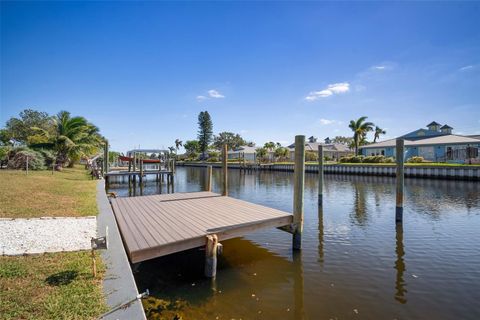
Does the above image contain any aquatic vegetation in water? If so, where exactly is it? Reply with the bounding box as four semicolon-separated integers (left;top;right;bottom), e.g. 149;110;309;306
142;296;187;320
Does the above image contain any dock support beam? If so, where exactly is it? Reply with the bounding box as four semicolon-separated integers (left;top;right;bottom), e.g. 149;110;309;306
222;144;228;196
318;145;324;206
396;139;404;223
293;135;305;250
205;234;218;278
206;165;212;192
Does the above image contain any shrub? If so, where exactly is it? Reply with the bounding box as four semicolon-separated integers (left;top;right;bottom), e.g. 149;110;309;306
207;157;218;162
7;148;46;170
208;151;220;159
350;155;364;163
339;156;352;163
384;157;395;163
407;156;424;163
305;151;318;162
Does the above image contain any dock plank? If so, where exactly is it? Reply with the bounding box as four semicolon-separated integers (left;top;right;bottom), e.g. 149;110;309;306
110;192;293;263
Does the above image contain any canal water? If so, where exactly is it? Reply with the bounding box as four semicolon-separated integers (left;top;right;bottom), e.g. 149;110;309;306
107;167;480;320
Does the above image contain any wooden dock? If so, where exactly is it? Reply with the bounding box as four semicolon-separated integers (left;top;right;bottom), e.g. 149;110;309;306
110;191;293;264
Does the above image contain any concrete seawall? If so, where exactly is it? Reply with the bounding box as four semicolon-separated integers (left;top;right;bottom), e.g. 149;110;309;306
178;162;480;181
96;180;146;320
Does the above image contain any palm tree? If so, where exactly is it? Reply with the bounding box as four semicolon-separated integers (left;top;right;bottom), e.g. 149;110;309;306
31;111;103;167
373;126;386;143
348;116;374;155
264;142;276;152
175;139;183;152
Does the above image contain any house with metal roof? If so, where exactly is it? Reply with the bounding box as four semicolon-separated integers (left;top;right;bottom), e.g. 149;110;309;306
287;136;353;161
360;122;480;163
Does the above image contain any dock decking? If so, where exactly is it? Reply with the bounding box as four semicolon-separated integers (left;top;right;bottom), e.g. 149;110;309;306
110;192;293;263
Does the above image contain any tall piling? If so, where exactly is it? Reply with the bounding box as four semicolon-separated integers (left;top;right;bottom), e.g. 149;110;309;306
318;145;324;206
103;141;109;175
396;139;405;223
206;165;212;192
222;144;228;196
293;135;305;250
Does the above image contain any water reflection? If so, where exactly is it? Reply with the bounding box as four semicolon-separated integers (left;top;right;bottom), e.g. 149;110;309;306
318;206;324;265
293;251;305;320
351;181;368;226
394;223;407;304
106;167;480;320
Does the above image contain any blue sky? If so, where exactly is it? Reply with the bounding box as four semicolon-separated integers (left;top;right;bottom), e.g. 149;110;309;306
1;1;479;153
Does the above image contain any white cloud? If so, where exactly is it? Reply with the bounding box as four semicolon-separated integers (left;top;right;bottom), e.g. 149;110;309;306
318;118;342;125
459;65;475;71
305;82;350;101
196;89;225;101
208;89;225;98
369;62;396;71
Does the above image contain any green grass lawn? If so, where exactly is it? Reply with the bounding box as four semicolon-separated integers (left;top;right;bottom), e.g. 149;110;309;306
0;165;107;319
0;165;98;218
0;252;107;320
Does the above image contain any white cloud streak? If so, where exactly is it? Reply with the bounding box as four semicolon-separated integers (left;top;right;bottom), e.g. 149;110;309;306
305;82;350;101
208;89;225;98
196;89;225;101
318;118;342;125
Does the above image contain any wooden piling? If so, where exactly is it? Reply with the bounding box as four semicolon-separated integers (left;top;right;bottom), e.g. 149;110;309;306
396;139;404;223
205;234;218;278
104;141;109;174
206;165;212;192
318;145;324;206
222;144;228;196
293;135;305;250
139;159;144;183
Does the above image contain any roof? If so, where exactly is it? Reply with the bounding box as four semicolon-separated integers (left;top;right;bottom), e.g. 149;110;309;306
360;134;480;149
228;145;257;154
440;124;453;129
427;121;441;127
287;141;351;152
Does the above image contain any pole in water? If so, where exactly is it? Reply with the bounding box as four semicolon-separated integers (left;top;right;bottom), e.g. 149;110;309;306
396;139;405;223
318;145;324;206
222;144;228;196
206;165;212;192
205;234;218;278
293;135;305;250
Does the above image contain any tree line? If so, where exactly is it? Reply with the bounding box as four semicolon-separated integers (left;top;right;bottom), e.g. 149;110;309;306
0;109;104;170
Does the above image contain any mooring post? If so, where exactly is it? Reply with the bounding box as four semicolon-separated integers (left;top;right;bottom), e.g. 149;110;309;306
396;139;405;223
205;234;218;278
206;165;212;192
104;140;109;174
133;152;137;183
222;144;228;196
140;159;144;183
318;145;324;206
293;135;305;250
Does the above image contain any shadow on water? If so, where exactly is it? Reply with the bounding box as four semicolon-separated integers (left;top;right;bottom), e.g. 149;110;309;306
136;237;304;320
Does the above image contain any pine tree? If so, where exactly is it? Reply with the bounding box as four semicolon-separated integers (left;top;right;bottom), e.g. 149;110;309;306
197;111;213;159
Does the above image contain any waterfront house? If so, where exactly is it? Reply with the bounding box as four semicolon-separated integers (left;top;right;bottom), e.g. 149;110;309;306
360;122;480;163
227;145;257;161
287;136;353;161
